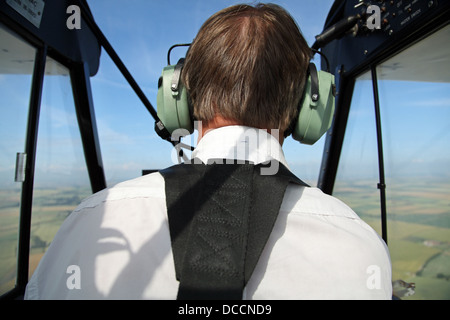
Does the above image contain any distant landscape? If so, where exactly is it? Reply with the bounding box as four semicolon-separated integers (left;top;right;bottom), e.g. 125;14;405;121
1;178;449;299
334;177;450;299
0;186;91;295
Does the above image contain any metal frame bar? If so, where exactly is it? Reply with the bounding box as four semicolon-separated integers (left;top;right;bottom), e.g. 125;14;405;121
78;1;159;122
318;67;355;195
371;66;388;244
16;45;47;294
70;62;107;193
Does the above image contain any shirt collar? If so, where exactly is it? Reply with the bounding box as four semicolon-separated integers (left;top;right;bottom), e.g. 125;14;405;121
191;125;290;169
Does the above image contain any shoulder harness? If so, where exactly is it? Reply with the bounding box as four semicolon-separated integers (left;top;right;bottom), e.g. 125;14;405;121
159;159;308;300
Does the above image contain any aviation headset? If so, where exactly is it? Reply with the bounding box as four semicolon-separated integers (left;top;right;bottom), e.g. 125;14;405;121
156;45;335;145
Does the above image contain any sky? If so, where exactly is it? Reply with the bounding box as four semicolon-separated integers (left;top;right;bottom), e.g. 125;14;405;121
1;0;449;190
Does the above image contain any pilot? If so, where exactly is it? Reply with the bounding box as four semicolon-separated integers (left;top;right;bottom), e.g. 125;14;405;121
25;3;392;300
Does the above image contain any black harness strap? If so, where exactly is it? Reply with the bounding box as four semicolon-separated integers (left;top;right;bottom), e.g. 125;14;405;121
160;159;307;300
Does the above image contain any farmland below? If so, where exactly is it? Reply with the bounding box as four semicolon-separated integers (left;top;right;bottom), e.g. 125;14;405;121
0;186;91;296
334;177;450;300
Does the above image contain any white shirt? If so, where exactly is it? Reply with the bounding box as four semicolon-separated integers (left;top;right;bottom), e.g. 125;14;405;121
25;126;392;300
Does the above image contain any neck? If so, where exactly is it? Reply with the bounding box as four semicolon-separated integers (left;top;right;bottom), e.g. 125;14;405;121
198;115;284;145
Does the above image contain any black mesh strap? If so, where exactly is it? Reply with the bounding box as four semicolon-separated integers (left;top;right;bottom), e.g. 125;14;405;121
160;159;307;300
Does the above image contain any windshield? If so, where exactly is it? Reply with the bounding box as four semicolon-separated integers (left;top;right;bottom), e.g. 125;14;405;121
334;24;450;300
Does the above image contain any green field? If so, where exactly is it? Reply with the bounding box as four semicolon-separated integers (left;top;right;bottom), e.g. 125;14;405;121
0;187;91;296
1;178;449;299
334;178;450;300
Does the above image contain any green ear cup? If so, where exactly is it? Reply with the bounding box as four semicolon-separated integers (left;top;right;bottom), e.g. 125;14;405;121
292;70;335;145
156;64;193;135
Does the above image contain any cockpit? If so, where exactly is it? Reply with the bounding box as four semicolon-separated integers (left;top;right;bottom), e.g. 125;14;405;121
0;0;449;300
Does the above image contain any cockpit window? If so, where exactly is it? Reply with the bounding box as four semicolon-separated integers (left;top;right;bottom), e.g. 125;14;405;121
334;25;450;300
0;24;35;296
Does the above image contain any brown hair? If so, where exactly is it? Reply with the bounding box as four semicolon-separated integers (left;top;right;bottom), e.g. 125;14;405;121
182;3;311;132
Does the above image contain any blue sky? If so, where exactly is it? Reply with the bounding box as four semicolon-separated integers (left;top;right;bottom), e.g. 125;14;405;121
337;76;450;182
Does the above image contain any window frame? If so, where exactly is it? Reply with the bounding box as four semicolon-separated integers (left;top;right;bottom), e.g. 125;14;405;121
0;21;105;300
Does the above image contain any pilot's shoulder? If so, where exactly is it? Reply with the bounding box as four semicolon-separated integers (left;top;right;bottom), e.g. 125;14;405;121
74;172;165;213
283;184;360;220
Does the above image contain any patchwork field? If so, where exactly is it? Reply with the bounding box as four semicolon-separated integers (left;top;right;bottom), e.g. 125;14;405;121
334;178;450;300
0;187;90;295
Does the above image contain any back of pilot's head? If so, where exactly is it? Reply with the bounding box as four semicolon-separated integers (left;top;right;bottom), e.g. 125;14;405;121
182;3;311;133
